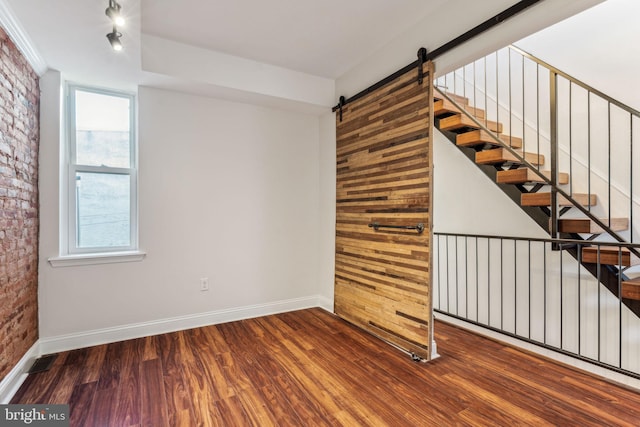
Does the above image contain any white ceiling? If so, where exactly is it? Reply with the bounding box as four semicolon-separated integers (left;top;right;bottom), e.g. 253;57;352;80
2;0;603;111
140;0;449;79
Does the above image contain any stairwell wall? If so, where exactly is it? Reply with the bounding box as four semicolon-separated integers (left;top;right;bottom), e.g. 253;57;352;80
332;0;604;256
438;48;639;245
516;0;640;245
515;0;640;381
432;0;640;386
516;0;640;112
330;0;640;386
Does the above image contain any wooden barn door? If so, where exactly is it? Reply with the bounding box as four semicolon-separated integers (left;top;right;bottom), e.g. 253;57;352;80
334;62;434;360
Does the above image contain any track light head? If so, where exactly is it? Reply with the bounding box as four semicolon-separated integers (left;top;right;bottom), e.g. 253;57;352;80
106;28;123;51
105;1;125;27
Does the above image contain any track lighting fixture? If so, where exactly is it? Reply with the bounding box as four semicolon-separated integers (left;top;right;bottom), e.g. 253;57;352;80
105;0;125;27
107;26;123;51
105;0;124;51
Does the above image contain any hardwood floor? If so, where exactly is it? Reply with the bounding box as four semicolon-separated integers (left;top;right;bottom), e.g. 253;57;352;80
11;308;640;426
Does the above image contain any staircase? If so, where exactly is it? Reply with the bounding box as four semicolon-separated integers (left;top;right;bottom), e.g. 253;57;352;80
432;46;640;317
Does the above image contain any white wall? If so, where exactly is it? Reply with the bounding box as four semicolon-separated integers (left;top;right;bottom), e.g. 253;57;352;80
430;0;640;388
318;112;337;308
517;0;640;112
517;0;640;245
433;131;546;238
336;0;603;98
38;83;324;345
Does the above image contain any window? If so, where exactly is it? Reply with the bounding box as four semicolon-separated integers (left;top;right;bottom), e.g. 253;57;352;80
65;85;138;256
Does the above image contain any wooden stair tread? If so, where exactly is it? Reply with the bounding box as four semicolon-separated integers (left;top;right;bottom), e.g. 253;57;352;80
581;247;638;267
476;148;544;166
456;130;523;149
521;192;597;207
438;114;503;133
554;218;629;234
434;99;486;119
434;92;469;105
622;277;640;300
497;168;568;185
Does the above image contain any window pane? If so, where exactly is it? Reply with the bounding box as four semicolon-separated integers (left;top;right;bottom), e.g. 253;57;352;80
75;90;131;168
76;172;130;248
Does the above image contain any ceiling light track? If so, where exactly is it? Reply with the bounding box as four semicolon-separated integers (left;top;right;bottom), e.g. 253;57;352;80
105;0;124;51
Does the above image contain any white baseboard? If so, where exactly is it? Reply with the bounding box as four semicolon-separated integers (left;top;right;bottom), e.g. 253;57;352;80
3;295;329;403
39;295;325;355
430;339;440;360
0;341;40;404
316;295;334;312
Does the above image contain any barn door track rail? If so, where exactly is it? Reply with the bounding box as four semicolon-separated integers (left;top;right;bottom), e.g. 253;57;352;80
332;0;542;113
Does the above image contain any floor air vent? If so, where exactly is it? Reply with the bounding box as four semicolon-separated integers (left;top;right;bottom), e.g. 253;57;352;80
28;354;58;374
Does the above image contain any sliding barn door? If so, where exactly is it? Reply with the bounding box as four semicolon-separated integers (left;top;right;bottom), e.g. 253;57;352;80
334;62;434;360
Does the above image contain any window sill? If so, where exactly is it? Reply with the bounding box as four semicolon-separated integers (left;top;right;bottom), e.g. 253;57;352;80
48;250;146;268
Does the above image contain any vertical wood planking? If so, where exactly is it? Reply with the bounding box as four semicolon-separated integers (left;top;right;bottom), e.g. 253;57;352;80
334;62;434;359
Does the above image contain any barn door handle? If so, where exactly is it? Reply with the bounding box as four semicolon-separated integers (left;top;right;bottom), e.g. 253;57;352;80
368;223;425;234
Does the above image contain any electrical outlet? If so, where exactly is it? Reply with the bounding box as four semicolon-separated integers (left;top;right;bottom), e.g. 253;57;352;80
200;277;209;291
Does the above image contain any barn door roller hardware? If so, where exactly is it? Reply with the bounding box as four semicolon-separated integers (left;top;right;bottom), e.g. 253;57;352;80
417;47;427;85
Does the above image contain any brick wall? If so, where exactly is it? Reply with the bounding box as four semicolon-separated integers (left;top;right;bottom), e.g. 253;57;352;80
0;27;39;381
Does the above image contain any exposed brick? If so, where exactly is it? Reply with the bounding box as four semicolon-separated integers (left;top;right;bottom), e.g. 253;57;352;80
0;26;39;382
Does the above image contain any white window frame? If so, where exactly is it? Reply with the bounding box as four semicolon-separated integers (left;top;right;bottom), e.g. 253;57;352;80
50;83;143;266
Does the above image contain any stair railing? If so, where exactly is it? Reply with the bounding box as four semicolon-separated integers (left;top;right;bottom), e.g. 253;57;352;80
433;232;640;379
433;47;640;380
436;88;550;181
435;45;640;260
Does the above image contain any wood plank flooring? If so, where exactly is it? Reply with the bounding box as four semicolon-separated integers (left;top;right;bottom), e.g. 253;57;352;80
11;308;640;426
